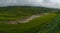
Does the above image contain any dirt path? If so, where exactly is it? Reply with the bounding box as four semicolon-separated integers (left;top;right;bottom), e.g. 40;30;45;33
5;13;49;24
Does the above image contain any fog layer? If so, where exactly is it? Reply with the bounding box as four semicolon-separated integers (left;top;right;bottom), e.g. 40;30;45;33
0;0;60;9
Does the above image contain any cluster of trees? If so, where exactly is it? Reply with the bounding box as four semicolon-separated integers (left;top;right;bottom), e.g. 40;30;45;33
0;6;60;16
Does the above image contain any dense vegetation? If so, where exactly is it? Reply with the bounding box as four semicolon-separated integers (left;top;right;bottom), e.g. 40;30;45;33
0;6;60;21
0;6;60;33
0;13;60;33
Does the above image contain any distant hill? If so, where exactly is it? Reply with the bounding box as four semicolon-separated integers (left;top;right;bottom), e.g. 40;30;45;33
0;6;60;21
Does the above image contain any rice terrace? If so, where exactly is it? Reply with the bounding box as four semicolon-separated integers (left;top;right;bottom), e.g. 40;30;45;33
0;6;60;33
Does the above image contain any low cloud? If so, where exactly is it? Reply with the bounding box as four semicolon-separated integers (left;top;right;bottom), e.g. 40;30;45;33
0;0;60;9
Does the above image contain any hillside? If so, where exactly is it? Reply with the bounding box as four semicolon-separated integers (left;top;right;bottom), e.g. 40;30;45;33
0;6;60;33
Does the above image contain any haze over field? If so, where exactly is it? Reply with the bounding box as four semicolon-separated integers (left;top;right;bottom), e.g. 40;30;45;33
0;0;60;9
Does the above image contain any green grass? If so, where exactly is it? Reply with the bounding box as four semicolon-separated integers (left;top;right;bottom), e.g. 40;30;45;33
37;15;60;33
0;14;59;33
0;6;60;21
0;6;60;33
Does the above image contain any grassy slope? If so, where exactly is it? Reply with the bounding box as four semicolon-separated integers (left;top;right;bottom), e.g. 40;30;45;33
0;14;58;33
0;6;59;21
0;6;60;33
37;14;60;33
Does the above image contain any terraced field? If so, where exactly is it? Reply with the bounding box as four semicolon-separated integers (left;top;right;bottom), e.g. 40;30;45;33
37;14;60;33
0;13;60;33
0;6;60;33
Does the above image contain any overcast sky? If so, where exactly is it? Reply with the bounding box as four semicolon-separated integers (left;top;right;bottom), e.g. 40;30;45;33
0;0;60;9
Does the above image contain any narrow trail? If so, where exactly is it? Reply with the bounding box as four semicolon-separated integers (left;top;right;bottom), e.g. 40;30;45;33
6;13;49;24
